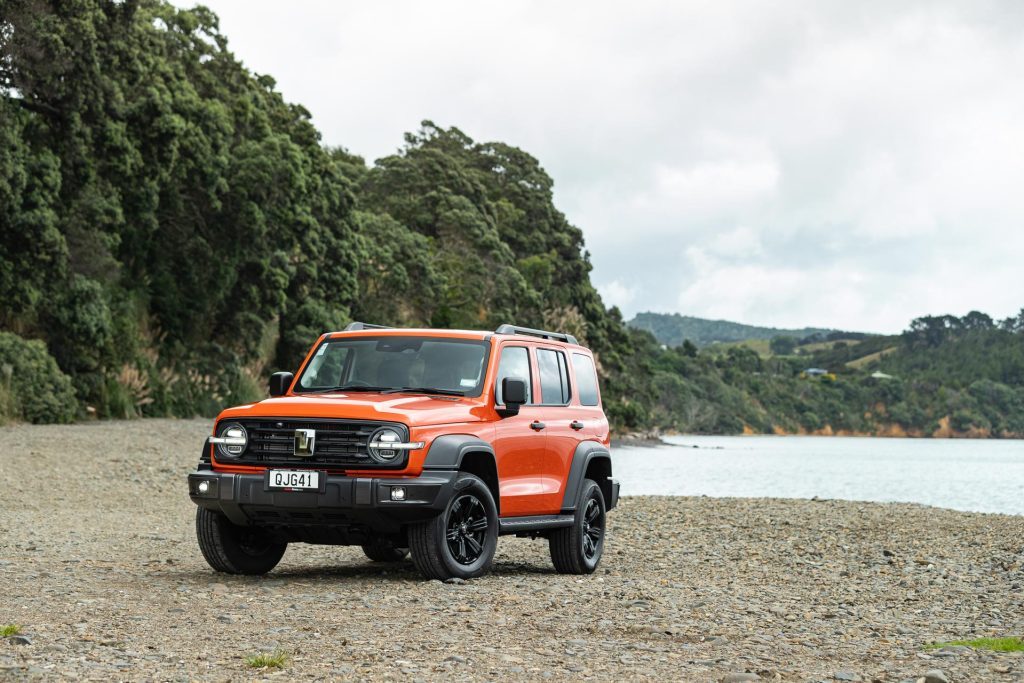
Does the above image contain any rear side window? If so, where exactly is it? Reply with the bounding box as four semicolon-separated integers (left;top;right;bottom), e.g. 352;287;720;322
572;353;600;406
496;346;532;404
537;349;570;405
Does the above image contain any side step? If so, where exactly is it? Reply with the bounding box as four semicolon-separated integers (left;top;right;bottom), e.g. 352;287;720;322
498;514;574;535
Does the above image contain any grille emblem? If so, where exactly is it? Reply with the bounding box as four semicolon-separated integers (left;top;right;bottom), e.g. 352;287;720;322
293;428;316;456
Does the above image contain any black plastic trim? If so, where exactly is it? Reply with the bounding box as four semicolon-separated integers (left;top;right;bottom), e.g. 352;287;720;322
422;434;496;470
498;514;574;535
198;438;212;470
560;441;612;512
188;470;459;530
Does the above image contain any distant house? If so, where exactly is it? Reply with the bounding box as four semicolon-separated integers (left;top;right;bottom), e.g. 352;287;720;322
870;371;895;380
803;368;828;377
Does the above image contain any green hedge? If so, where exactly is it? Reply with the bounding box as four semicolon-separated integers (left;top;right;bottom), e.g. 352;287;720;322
0;332;79;424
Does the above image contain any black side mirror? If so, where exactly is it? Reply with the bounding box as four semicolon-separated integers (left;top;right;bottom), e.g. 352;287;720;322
497;377;527;417
269;372;294;397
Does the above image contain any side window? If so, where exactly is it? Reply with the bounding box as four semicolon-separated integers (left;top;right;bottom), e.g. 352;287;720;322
572;353;600;406
537;348;570;405
496;346;532;405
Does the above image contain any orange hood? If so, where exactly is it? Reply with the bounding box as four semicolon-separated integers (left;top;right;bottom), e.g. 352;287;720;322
216;392;488;428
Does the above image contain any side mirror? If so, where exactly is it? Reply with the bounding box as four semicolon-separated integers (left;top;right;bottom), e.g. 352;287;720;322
269;372;294;397
497;377;527;417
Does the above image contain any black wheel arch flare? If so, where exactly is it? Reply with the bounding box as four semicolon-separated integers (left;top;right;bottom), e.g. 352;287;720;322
560;441;613;512
423;434;500;515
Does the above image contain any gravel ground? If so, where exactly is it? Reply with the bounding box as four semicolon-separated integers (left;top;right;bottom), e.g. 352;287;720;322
1;419;1023;682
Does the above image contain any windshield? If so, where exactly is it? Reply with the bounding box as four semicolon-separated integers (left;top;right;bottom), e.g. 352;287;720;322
295;336;490;397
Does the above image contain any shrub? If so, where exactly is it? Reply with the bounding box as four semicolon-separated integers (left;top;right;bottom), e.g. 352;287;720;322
951;409;989;432
0;332;78;423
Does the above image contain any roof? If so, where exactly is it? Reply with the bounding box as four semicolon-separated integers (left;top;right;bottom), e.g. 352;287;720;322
325;325;586;349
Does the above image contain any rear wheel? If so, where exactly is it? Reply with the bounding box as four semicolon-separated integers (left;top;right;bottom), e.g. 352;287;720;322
408;473;498;580
361;538;410;563
195;508;286;575
549;478;605;574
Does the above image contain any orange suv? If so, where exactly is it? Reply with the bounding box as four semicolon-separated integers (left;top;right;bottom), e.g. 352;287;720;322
188;323;618;580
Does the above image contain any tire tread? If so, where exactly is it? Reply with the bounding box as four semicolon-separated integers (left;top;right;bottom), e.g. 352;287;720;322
549;479;604;574
195;507;285;575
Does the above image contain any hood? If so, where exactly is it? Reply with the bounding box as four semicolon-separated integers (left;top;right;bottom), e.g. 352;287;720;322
218;392;486;428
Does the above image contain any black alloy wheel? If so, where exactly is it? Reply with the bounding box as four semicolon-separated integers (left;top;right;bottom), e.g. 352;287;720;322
445;494;490;565
581;496;604;561
408;473;498;580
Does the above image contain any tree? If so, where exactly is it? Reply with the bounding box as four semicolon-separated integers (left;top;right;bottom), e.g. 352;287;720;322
769;336;798;355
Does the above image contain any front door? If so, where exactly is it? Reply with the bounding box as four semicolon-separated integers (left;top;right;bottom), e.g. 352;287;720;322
491;344;550;516
533;346;578;514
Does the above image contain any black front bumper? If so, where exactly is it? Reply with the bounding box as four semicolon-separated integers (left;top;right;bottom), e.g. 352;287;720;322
188;470;456;540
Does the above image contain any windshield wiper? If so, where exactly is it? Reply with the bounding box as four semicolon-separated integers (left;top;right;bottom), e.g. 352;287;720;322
302;385;393;394
381;386;466;397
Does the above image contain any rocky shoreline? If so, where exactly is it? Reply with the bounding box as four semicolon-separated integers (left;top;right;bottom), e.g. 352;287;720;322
2;418;1023;682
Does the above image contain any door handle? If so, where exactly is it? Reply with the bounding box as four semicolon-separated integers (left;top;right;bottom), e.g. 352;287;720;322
530;421;546;431
570;420;585;431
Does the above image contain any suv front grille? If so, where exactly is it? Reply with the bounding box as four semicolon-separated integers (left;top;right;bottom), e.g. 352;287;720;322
222;418;407;469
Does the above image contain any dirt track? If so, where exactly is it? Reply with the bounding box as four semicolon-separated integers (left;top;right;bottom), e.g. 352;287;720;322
2;419;1023;681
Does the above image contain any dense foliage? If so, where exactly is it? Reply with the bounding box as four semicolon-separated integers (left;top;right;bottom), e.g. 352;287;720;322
627;310;1024;437
0;0;634;422
2;1;1021;438
628;312;843;348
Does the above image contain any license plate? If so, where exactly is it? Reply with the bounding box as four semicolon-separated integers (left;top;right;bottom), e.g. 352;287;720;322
267;469;321;490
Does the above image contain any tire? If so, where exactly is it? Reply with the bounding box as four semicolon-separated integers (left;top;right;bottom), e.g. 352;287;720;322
408;473;498;580
361;538;410;563
549;478;606;574
195;507;286;575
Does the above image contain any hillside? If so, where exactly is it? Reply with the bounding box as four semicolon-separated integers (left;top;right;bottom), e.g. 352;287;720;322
628;312;855;348
1;1;1022;439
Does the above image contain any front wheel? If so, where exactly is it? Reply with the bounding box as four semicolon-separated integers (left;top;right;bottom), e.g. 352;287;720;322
549;478;606;574
408;473;498;580
195;507;287;575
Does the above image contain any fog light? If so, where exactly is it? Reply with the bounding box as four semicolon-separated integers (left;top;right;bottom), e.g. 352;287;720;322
390;486;407;501
198;481;210;494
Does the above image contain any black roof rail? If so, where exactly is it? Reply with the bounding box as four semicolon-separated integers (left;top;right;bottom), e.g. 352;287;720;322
495;324;579;346
344;322;391;331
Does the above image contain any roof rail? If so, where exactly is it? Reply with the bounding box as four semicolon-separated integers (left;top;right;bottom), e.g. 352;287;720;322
344;322;391;331
495;324;579;346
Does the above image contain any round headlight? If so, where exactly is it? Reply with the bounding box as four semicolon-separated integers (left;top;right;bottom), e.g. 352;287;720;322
215;422;247;459
368;428;402;462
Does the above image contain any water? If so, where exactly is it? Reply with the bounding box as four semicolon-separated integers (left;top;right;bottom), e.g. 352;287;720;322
613;435;1024;515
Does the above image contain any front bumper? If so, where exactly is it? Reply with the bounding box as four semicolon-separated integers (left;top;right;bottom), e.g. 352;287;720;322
188;470;456;537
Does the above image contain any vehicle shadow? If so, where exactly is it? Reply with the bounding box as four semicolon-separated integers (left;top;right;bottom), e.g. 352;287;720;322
161;558;559;584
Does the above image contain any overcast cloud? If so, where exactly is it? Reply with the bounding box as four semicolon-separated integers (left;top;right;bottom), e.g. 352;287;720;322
177;0;1024;333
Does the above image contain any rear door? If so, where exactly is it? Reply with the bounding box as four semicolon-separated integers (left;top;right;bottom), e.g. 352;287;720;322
568;351;608;442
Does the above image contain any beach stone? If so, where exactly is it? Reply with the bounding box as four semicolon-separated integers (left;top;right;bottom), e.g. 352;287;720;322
923;671;950;683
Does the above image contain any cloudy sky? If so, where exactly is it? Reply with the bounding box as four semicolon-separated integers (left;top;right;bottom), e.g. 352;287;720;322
178;0;1024;333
